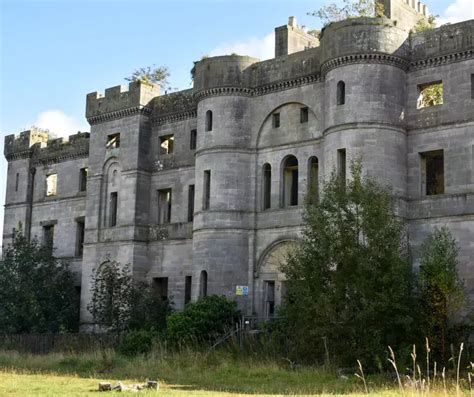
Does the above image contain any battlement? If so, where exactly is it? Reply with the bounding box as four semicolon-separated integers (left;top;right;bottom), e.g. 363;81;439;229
4;129;90;162
275;16;320;57
151;89;196;118
86;81;160;121
379;0;430;31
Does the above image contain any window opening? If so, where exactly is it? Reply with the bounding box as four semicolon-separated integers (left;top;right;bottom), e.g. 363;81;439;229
263;163;271;210
265;280;275;317
308;157;319;202
76;220;85;256
337;81;345;105
15;173;19;192
283;156;298;207
205;110;213;132
109;192;118;227
421;150;444;195
300;107;309;123
337;149;346;185
417;81;444;109
106;133;120;149
184;276;192;305
46;174;57;196
203;170;211;210
43;225;54;251
79;168;88;191
160;135;174;154
188;185;195;222
190;129;197;150
153;277;168;301
200;270;208;298
272;113;280;128
158;189;172;224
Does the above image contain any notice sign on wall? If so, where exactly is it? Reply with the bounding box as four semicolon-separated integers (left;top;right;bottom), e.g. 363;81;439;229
235;285;249;296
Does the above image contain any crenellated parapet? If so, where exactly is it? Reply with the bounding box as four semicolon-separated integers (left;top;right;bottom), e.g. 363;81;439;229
4;129;90;164
86;81;160;125
151;89;197;125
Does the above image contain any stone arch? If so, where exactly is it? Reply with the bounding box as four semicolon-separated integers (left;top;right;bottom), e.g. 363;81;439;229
281;155;299;207
256;102;318;149
254;239;299;317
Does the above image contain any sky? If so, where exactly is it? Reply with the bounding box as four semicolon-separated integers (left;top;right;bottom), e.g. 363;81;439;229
0;0;472;239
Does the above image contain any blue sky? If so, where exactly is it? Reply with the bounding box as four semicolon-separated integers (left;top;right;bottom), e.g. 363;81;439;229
0;0;472;240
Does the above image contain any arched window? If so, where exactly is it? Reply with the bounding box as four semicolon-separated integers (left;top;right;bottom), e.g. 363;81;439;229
308;157;319;203
205;110;213;132
337;81;345;105
282;155;299;207
199;270;208;298
263;163;271;210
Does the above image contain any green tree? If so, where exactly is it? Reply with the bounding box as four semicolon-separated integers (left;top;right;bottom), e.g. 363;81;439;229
125;65;170;88
87;260;172;334
281;162;417;368
419;227;470;363
0;228;78;333
309;0;385;24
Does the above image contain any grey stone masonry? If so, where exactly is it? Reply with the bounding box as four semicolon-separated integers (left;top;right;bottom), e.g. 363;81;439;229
3;0;473;329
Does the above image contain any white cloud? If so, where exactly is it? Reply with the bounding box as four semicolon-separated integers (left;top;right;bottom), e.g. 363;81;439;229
33;110;88;139
209;32;275;61
437;0;474;26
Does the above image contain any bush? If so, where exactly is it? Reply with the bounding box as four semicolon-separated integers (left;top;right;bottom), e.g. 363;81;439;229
167;295;240;343
118;329;158;356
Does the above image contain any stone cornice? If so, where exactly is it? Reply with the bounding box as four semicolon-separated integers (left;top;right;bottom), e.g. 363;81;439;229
194;86;254;101
86;105;152;125
151;110;197;126
5;150;32;161
321;53;410;75
31;149;89;166
409;49;473;71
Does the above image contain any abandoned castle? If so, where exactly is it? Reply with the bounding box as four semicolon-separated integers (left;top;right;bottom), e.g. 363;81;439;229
3;0;473;329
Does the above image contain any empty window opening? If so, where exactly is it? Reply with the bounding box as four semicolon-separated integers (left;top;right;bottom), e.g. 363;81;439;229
205;110;213;132
106;133;120;149
15;173;19;192
337;81;345;105
203;170;211;210
79;168;88;191
337;149;346;185
188;185;195;222
109;192;118;227
421;150;444;196
190;129;197;150
282;156;298;207
153;277;168;301
308;157;319;203
43;225;54;251
46;173;57;196
417;81;444;109
199;270;208;298
160;135;174;155
471;74;474;99
263;163;271;210
158;189;172;224
264;280;275;318
272;113;280;128
184;276;192;305
300;107;309;123
76;220;85;256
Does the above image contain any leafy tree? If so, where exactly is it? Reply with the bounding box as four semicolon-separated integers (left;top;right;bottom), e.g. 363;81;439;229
419;227;470;363
413;15;437;32
281;162;418;368
309;0;385;24
0;228;78;333
125;65;170;88
87;260;172;334
167;295;240;343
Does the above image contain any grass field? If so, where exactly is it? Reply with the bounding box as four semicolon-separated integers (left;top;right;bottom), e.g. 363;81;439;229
0;349;469;396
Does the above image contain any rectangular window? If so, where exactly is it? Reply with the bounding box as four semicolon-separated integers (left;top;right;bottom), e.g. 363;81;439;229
76;220;85;256
471;74;474;99
160;134;174;155
79;168;88;191
300;107;309;123
188;184;195;222
337;149;346;183
272;113;280;128
153;277;168;301
417;81;444;109
203;170;211;210
43;225;54;250
46;173;58;196
15;173;19;192
106;133;120;149
265;280;275;317
420;150;444;196
109;192;118;227
158;188;172;224
184;276;192;305
190;129;197;150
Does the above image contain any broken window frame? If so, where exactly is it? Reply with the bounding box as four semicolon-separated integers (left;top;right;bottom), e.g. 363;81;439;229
106;133;121;149
159;134;174;155
45;173;58;197
157;188;172;224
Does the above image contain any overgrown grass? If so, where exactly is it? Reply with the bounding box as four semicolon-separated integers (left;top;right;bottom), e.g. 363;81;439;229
0;346;471;396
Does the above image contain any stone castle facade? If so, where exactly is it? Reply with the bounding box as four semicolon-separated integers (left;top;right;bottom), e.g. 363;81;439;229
3;0;473;329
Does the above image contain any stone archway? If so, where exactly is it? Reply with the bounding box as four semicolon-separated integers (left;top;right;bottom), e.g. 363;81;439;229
254;240;298;318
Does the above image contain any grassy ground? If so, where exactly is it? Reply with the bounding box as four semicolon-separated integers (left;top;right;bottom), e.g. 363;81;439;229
0;349;468;396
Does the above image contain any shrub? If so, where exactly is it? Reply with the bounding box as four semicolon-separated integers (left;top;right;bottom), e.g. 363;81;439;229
167;295;240;343
118;329;158;356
